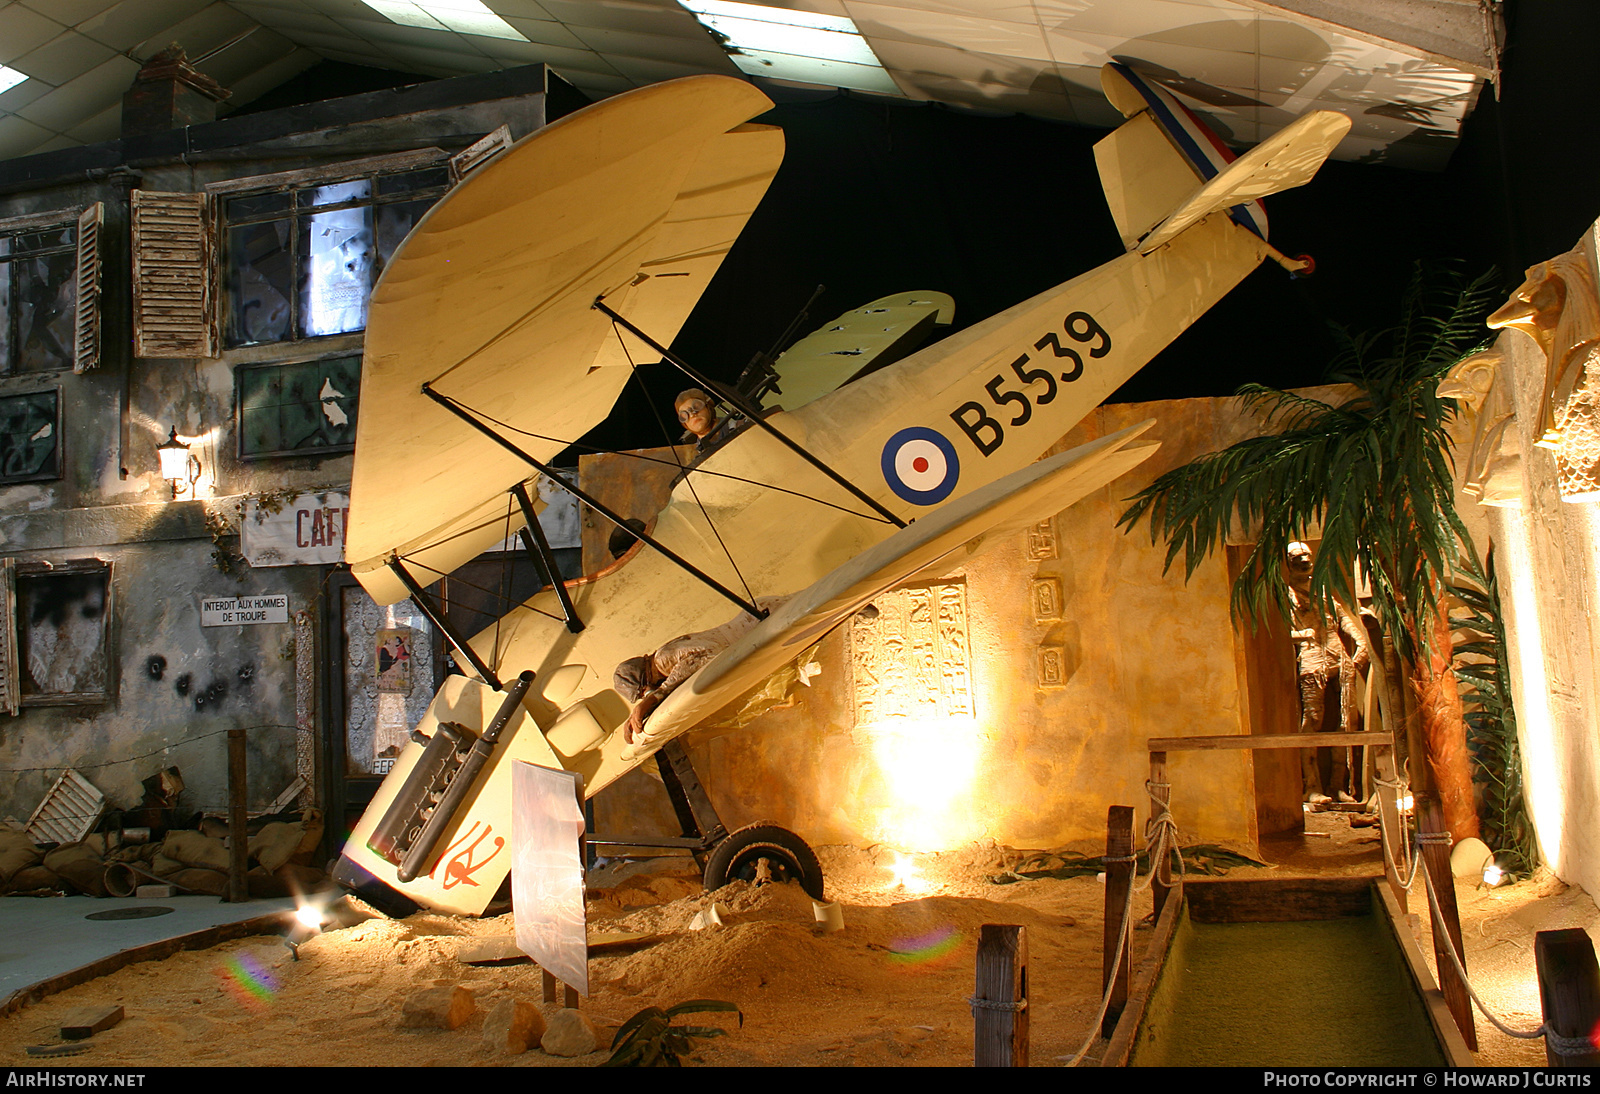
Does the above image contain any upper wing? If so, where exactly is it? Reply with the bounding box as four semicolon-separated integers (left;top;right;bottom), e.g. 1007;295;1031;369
622;419;1160;758
347;76;783;605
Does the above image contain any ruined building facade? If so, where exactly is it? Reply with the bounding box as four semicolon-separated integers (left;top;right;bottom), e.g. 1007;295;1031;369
0;58;556;843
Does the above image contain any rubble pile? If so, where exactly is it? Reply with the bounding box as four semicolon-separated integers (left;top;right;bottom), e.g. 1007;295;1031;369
0;811;325;898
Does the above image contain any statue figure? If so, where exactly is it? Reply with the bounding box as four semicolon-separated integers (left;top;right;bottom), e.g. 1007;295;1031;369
1286;541;1371;803
1438;344;1523;507
1488;247;1600;500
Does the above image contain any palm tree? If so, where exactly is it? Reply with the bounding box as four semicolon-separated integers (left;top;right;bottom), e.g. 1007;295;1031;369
1118;268;1500;839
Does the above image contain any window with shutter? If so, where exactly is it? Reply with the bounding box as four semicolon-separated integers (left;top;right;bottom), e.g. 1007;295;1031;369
0;559;18;717
209;152;452;348
0;207;98;374
131;190;216;358
73;202;103;372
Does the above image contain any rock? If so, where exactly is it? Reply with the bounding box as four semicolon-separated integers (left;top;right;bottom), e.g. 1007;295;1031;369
400;985;477;1030
481;998;545;1054
540;1008;599;1056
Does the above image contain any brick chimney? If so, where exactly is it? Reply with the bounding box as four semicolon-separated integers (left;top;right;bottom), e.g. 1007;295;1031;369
121;45;231;138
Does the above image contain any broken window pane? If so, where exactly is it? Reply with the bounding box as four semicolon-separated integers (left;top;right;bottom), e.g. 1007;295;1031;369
223;163;449;347
0;390;58;483
0;222;77;373
299;205;373;338
15;563;111;706
237;356;360;458
227;220;293;345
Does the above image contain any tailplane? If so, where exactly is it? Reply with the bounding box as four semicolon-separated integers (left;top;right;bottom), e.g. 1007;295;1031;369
1093;62;1350;257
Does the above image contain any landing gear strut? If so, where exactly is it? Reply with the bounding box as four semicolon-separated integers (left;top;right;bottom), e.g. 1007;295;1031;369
586;740;824;900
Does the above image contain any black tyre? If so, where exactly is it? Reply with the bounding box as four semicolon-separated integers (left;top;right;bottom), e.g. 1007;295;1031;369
702;822;825;900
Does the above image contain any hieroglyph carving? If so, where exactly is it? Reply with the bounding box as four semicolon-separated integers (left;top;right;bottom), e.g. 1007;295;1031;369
1024;518;1059;561
1489;246;1600;500
851;582;973;725
1037;646;1067;688
1031;577;1062;622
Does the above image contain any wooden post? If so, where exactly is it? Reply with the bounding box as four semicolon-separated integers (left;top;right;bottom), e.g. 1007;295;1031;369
541;969;579;1008
1417;796;1476;1050
973;924;1028;1067
1535;928;1600;1066
227;728;247;904
1148;752;1173;921
1102;805;1134;1038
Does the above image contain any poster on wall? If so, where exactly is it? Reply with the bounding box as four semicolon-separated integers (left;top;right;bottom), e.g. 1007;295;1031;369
375;628;412;692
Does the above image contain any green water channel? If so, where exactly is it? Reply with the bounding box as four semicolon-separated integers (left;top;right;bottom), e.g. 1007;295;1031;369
1131;908;1446;1067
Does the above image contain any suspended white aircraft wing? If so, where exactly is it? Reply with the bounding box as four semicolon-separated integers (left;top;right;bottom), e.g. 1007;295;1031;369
623;419;1160;759
347;76;783;605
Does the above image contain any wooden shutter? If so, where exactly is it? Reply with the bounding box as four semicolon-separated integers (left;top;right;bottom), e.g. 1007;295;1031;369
0;560;18;716
72;202;104;372
450;125;512;182
132;190;216;358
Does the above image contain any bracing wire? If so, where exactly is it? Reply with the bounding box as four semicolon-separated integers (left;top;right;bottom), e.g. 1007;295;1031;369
614;321;759;610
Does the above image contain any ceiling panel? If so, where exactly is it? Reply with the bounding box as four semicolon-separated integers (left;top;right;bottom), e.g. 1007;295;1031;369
0;0;1492;169
10;31;117;88
0;8;71;68
75;0;215;52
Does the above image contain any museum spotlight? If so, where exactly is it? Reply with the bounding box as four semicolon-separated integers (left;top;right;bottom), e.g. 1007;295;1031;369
284;896;330;960
156;427;200;497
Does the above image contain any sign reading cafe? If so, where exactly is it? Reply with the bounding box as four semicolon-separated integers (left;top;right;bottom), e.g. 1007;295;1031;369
241;492;350;567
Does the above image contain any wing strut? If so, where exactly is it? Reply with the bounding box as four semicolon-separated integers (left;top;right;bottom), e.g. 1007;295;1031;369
592;297;907;529
387;558;504;691
510;481;584;633
421;384;769;622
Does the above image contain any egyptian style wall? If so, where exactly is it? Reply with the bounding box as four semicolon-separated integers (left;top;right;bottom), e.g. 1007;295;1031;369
591;388;1354;855
1452;217;1600;901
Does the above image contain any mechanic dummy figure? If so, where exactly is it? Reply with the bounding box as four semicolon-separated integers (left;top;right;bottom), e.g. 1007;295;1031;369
1286;540;1371;803
614;595;789;743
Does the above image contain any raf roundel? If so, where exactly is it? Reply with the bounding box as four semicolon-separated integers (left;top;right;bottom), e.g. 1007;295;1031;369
881;426;960;505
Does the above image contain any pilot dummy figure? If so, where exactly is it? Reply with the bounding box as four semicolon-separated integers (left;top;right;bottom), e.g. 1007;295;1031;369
614;595;789;744
1286;541;1370;804
675;388;746;456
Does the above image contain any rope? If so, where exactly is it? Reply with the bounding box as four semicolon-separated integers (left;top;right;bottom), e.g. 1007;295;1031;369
1373;773;1417;889
967;996;1027;1013
1066;780;1185;1066
1416;842;1548;1041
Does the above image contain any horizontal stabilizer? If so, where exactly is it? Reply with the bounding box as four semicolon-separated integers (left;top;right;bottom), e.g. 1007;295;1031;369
1137;110;1351;254
622;420;1160;759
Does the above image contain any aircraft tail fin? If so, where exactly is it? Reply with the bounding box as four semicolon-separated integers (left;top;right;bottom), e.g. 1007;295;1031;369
1093;62;1350;255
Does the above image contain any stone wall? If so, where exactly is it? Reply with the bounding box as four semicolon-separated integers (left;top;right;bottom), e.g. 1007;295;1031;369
1464;219;1600;900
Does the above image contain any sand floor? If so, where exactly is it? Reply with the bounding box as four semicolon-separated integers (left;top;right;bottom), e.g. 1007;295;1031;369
0;810;1591;1068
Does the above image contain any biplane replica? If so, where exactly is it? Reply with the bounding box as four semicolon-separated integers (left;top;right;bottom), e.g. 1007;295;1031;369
332;63;1351;916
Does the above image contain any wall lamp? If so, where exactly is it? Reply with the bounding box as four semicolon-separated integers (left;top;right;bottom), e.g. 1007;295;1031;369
156;427;201;497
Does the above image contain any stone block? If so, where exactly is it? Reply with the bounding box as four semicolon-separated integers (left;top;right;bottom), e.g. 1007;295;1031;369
400;985;476;1030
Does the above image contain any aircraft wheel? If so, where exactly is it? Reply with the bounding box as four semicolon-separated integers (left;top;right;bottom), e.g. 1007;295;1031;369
703;822;824;900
